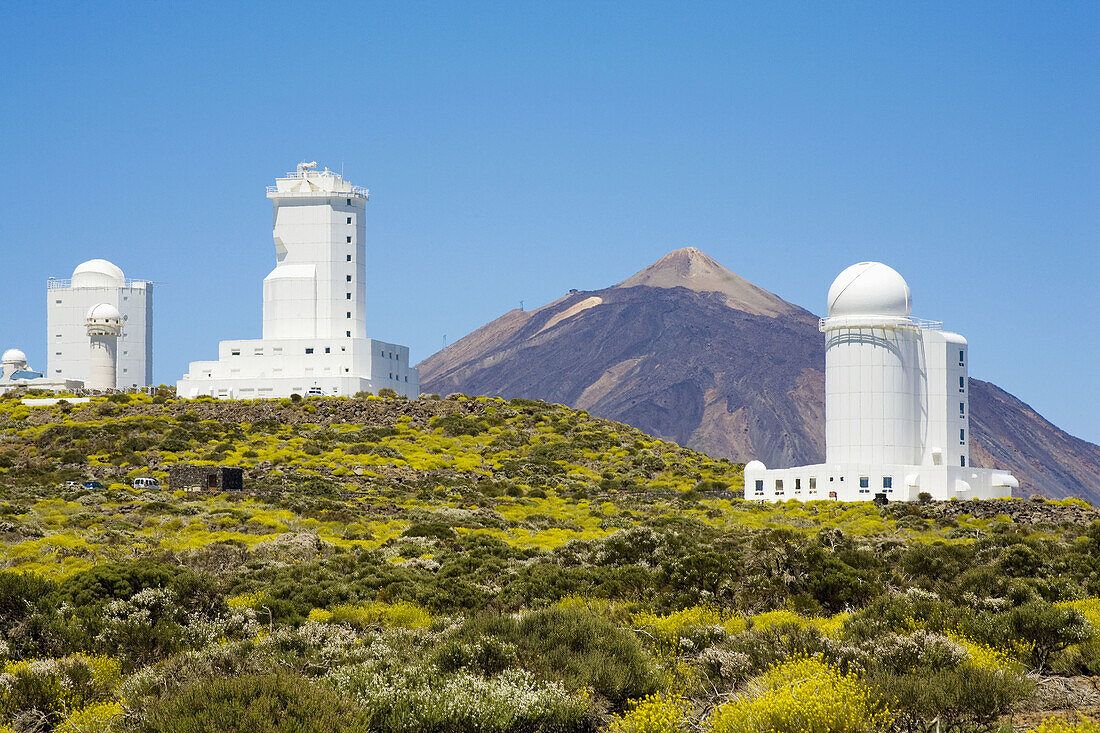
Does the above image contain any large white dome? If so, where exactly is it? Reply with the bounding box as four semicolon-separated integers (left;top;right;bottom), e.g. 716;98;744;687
827;262;911;318
2;349;27;364
72;259;125;289
86;302;122;320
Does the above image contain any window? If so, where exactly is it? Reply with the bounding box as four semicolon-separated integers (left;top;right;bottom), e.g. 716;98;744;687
346;198;351;205
775;479;783;490
754;480;763;493
346;331;351;337
960;428;965;444
305;348;314;354
346;293;351;299
346;312;351;318
960;402;965;415
346;217;352;224
794;478;801;491
961;456;966;467
959;376;965;392
959;349;965;364
231;349;240;356
55;300;61;304
345;368;349;373
859;476;869;488
346;236;352;243
55;351;61;355
346;255;352;262
273;347;283;355
883;477;892;489
346;275;352;282
809;478;816;490
324;347;331;354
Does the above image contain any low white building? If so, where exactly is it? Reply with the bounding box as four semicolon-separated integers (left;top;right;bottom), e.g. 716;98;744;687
744;262;1018;503
177;162;419;399
47;259;153;389
0;349;83;395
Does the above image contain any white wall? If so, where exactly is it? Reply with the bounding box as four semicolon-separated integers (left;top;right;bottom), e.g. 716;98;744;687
46;281;152;388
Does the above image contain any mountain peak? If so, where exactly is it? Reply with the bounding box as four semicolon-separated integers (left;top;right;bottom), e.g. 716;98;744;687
615;247;798;317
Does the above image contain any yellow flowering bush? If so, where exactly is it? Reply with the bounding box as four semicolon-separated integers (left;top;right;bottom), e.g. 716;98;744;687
609;692;690;733
226;591;267;609
707;656;892;733
314;600;432;630
946;632;1025;672
748;610;847;636
1029;717;1100;733
55;701;124;733
633;606;746;651
1056;598;1100;638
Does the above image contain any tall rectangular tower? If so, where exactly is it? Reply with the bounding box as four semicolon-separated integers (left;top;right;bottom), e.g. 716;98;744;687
177;162;418;400
263;163;368;341
46;259;153;389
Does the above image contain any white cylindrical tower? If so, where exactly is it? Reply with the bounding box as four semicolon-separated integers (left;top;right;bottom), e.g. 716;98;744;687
85;303;123;391
821;262;923;465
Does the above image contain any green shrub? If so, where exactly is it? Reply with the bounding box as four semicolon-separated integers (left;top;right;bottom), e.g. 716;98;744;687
138;673;366;733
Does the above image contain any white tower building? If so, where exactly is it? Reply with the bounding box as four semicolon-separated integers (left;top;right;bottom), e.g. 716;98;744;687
177;163;419;399
85;304;123;391
47;259;153;388
744;262;1018;502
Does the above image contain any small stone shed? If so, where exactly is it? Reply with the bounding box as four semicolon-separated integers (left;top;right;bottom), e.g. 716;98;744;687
168;465;244;493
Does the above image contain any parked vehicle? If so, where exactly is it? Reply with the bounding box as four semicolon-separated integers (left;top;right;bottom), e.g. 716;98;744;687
305;386;326;397
132;477;161;489
82;480;104;489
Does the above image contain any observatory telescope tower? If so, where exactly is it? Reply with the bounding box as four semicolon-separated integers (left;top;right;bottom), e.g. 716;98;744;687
85;304;122;391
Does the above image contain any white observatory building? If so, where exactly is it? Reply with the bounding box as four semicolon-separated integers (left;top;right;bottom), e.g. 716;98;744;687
47;259;153;388
744;262;1018;502
0;349;83;395
177;162;419;399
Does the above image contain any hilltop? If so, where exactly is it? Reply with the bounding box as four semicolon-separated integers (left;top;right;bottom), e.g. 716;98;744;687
1;393;1100;730
418;248;1100;503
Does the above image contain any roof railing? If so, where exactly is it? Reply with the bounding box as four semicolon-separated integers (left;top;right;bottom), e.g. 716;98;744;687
46;278;151;290
818;316;943;331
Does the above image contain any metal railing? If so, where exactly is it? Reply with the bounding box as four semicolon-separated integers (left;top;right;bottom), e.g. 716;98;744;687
46;278;150;290
267;184;368;197
818;317;943;331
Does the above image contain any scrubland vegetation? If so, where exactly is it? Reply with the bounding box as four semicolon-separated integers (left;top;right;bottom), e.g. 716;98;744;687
0;391;1099;731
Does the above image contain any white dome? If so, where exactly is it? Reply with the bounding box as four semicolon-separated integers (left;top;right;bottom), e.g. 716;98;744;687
745;460;767;472
827;262;911;318
72;259;125;289
2;348;27;364
86;302;122;320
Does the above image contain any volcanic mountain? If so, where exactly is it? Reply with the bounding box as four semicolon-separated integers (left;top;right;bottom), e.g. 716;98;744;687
417;248;1100;502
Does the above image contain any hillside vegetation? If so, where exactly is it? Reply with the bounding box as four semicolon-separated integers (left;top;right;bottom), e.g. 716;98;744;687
1;392;1100;732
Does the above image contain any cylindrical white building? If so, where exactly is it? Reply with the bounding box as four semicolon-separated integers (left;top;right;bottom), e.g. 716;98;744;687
821;262;923;466
85;303;123;391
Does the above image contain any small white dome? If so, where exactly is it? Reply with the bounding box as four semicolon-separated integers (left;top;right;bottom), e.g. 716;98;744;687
827;262;911;318
745;460;767;472
72;259;125;289
86;302;122;320
2;348;27;364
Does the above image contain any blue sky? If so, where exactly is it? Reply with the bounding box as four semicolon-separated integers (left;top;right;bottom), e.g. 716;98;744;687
1;1;1097;442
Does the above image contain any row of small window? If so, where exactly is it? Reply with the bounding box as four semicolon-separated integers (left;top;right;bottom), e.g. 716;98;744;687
381;350;401;361
230;346;350;357
754;475;894;494
389;373;410;382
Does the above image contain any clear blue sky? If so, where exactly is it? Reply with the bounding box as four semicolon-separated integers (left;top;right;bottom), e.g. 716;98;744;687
1;1;1097;442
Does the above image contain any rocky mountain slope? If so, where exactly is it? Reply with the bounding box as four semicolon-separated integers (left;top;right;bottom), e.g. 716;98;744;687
418;248;1100;502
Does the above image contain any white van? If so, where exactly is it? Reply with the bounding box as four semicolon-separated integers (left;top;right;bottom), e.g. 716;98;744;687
132;477;161;489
